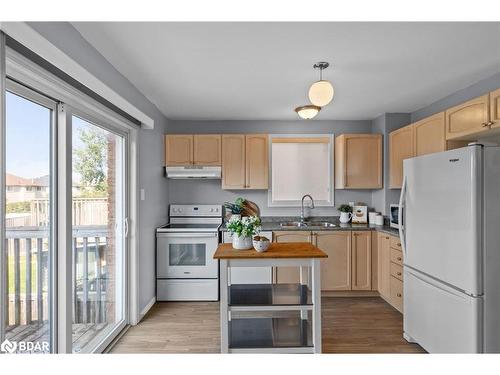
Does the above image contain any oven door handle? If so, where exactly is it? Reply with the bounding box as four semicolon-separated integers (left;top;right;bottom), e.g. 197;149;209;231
157;232;218;238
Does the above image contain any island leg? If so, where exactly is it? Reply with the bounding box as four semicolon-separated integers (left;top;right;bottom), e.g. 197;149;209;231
220;259;229;353
311;258;322;353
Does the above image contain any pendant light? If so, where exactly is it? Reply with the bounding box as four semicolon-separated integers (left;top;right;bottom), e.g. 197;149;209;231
295;105;321;120
308;62;334;107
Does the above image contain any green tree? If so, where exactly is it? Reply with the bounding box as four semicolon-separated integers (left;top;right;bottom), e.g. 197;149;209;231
74;128;108;196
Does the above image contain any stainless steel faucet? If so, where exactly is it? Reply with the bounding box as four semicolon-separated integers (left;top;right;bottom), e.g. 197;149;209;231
300;194;315;223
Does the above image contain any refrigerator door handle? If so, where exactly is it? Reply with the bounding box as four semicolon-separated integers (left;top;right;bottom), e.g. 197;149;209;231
398;175;407;257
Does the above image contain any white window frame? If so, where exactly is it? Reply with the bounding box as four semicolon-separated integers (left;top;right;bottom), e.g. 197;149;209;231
267;133;335;207
3;46;139;353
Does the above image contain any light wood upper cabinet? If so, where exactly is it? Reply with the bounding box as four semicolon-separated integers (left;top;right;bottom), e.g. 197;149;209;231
351;231;372;291
222;135;246;189
315;232;351;291
414;112;446;156
377;232;391;300
222;134;268;190
389;125;414;188
245;134;269;189
445;94;490;140
273;231;311;284
490;88;500;128
335;134;383;189
193;135;221;165
165;135;193;166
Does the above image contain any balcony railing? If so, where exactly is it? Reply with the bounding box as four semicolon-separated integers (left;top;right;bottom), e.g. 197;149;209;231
4;225;112;350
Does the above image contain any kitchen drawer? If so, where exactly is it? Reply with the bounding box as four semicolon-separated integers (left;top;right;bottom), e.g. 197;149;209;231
390;262;403;281
390;248;403;266
390;276;403;313
390;236;402;251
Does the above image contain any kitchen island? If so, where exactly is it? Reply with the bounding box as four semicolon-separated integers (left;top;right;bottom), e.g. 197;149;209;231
214;242;328;353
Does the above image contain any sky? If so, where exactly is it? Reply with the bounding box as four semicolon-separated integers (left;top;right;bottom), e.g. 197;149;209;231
5;90;106;180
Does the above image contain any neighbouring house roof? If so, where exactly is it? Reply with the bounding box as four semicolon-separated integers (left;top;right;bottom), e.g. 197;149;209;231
6;173;49;187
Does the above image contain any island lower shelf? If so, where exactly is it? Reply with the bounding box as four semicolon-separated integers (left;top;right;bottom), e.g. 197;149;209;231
229;283;312;308
229;317;312;350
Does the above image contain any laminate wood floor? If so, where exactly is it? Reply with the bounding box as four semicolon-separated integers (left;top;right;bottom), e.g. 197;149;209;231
110;297;425;354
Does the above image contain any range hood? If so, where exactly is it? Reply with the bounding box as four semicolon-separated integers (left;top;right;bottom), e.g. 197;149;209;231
166;166;222;179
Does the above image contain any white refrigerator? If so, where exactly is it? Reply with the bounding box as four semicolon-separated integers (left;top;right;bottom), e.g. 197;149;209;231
399;144;500;353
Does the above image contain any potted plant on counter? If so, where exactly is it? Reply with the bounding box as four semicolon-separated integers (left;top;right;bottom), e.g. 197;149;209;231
338;204;353;224
224;197;246;220
227;215;261;250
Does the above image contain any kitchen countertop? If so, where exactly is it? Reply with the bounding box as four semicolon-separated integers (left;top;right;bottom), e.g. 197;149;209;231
220;216;399;237
214;242;328;259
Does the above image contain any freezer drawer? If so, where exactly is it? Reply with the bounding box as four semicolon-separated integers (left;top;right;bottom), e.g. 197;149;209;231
404;267;482;353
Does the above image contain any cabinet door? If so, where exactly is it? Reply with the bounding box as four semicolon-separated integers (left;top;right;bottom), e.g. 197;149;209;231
222;135;246;189
351;231;371;290
389;125;414;188
414;112;446;156
165;135;193;166
490;88;500;128
245;134;268;189
193;135;221;165
336;134;382;189
315;231;351;291
377;232;391;299
273;231;311;284
445;94;490;140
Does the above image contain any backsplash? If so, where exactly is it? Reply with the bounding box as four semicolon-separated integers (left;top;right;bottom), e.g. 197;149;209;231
167;179;375;217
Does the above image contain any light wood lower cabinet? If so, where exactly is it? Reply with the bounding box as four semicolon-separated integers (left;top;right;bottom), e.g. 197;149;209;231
390;276;403;313
315;231;352;291
351;231;372;290
273;231;312;284
377;232;391;300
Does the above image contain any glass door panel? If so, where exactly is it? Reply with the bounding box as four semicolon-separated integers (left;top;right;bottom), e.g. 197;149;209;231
3;88;54;353
71;115;125;353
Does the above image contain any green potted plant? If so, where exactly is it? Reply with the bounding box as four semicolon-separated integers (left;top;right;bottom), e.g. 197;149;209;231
224;197;246;220
338;204;353;224
227;215;261;250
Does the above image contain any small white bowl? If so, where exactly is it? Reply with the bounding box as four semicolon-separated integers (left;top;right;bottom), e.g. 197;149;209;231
253;239;270;252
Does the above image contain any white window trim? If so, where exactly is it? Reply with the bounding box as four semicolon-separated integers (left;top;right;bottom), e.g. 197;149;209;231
3;45;140;352
0;22;154;129
267;133;335;207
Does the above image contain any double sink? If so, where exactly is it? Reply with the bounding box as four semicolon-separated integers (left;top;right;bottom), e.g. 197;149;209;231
279;221;336;228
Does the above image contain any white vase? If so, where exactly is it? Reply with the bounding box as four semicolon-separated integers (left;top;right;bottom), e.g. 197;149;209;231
339;212;353;224
230;214;241;221
232;235;253;250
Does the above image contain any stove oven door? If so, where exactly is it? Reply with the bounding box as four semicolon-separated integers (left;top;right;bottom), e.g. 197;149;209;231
157;232;219;279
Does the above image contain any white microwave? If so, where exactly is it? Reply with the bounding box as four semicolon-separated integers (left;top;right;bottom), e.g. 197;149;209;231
389;204;402;229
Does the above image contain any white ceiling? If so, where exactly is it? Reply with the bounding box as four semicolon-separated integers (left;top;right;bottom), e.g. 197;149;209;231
72;22;500;121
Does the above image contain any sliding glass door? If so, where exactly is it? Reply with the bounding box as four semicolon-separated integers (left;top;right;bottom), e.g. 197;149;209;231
71;114;126;353
3;82;56;353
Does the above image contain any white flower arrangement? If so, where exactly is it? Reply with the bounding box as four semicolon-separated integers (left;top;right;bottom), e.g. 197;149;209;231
227;215;262;238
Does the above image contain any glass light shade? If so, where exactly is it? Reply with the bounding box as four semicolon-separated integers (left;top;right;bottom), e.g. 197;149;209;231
295;105;321;120
308;80;334;107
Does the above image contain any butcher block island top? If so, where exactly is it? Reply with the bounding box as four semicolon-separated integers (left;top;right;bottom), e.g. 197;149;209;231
213;242;328;259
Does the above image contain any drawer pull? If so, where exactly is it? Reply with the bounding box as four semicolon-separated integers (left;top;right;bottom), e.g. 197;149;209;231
397;293;402;298
397;257;402;261
397;242;401;246
397;272;402;276
385;237;389;240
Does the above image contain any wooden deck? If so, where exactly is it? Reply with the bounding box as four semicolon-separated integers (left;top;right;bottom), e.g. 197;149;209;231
6;322;110;353
111;297;425;354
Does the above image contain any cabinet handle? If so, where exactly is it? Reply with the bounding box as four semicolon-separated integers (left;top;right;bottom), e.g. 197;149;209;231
385;237;389;240
488;121;495;126
397;243;401;246
397;272;402;276
397;257;402;261
397;293;402;298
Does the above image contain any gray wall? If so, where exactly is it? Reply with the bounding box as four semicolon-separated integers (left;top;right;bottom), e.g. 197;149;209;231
411;72;500;122
167;120;376;216
27;22;169;314
370;113;411;215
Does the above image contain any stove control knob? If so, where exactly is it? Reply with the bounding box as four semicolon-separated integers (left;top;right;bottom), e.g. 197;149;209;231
210;208;214;212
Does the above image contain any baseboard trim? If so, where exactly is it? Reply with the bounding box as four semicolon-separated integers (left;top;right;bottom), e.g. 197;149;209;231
322;291;380;297
137;296;156;323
